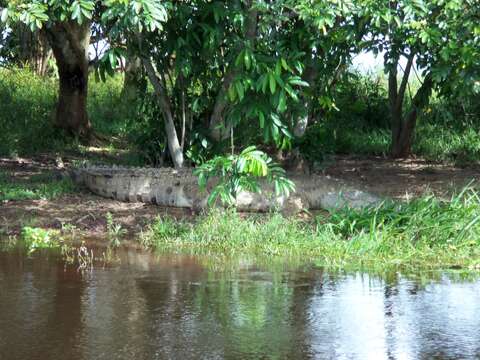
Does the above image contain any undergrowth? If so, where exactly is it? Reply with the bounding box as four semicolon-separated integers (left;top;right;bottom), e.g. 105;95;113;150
0;67;136;156
1;67;479;166
0;171;77;201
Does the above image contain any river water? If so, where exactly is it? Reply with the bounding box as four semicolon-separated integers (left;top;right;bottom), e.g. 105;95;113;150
1;247;479;360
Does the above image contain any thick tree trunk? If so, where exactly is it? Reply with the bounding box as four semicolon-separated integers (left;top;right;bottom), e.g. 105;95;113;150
46;21;92;139
143;59;184;169
208;1;258;141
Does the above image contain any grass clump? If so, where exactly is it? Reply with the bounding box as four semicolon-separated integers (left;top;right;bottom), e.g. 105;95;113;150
21;227;63;254
106;212;127;248
0;171;77;201
141;189;480;270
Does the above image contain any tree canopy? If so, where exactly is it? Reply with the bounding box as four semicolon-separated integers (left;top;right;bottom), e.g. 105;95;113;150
1;0;479;162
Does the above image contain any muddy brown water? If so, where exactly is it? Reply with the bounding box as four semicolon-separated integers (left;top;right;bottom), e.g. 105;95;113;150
1;247;480;360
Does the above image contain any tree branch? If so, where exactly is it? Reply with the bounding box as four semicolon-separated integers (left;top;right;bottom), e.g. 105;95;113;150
396;52;414;110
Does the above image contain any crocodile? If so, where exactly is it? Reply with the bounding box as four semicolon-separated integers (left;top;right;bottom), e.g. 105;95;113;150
72;165;382;212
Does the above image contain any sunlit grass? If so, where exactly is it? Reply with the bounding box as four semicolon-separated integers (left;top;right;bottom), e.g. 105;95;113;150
0;171;77;201
141;188;480;271
0;67;135;156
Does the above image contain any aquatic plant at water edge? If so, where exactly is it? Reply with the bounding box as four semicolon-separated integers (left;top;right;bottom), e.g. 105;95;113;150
21;227;63;254
106;212;127;248
141;188;480;270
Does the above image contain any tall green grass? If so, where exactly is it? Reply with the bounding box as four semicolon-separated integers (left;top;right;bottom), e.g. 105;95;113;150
0;68;59;155
140;189;480;270
300;120;480;165
0;67;134;156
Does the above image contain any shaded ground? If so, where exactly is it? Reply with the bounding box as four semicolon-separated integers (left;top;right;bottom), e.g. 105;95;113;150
1;152;479;238
0;153;190;238
323;155;479;200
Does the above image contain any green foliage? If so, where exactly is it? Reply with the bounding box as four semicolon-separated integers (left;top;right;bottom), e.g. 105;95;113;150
297;71;480;164
140;216;187;248
415;125;480;166
298;71;392;161
194;146;295;206
2;0;167;32
124;91;169;165
0;68;136;156
0;171;77;201
1;66;478;166
360;0;479;86
1;0;479;165
106;212;126;248
88;74;136;136
21;227;62;254
299;122;391;161
327;189;480;247
0;67;59;154
142;189;480;270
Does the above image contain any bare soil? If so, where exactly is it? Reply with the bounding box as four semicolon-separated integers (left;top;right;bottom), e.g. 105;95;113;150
1;154;479;238
0;155;191;238
323;155;479;200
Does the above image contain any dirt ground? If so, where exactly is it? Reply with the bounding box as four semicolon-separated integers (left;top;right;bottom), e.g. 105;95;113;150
322;155;479;200
1;154;479;238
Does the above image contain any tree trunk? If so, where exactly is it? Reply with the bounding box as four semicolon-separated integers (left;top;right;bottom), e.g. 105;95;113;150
143;59;185;169
293;64;318;138
46;21;92;139
16;25;52;76
122;56;145;102
390;69;433;159
391;108;416;158
209;70;237;141
208;1;258;141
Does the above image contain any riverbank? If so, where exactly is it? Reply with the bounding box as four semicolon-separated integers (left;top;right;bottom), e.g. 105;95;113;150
139;194;480;270
2;153;478;235
1;154;480;270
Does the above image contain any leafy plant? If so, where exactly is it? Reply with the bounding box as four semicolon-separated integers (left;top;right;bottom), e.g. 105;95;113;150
21;227;62;254
106;212;126;248
140;216;188;248
140;188;480;270
194;146;295;206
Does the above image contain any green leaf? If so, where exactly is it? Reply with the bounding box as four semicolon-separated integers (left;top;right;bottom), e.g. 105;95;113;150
269;73;276;94
235;81;245;101
71;2;82;21
235;50;244;68
228;85;237;102
271;113;282;127
278;90;287;113
259;112;265;128
244;50;251;70
288;76;309;87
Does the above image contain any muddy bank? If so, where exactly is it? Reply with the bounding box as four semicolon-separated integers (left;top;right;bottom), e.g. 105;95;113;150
1;154;479;238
